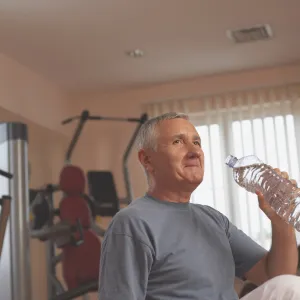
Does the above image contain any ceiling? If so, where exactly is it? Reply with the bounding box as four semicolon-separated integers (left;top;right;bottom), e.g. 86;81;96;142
0;0;299;92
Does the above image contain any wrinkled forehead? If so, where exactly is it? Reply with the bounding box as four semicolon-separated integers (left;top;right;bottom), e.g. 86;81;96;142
155;118;200;140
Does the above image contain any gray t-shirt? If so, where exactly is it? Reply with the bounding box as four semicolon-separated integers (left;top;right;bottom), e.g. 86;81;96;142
98;194;267;300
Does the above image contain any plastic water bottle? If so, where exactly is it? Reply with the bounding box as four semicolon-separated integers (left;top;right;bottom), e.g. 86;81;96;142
225;154;300;231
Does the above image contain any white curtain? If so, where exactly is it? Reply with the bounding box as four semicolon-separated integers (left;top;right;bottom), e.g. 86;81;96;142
143;84;300;249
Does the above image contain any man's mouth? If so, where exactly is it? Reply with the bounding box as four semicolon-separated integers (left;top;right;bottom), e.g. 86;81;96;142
185;162;200;167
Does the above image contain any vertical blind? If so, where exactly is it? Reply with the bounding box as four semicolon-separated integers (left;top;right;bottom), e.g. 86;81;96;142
144;84;300;249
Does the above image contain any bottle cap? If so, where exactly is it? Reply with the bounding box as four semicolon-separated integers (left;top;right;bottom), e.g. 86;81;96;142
225;155;238;168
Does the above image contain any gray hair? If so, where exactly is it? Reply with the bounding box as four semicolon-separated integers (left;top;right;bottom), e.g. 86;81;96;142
136;112;189;151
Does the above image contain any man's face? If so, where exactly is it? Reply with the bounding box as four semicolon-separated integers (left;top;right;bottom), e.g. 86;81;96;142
142;118;204;191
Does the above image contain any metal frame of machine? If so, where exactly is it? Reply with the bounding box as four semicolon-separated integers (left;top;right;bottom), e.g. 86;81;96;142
0;122;31;300
62;109;148;204
30;111;148;300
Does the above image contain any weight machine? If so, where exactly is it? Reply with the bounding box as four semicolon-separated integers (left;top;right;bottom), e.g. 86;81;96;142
0;122;31;300
62;110;148;205
30;110;148;300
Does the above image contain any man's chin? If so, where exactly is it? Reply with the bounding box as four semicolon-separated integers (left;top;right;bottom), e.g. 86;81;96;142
177;171;203;187
184;177;203;188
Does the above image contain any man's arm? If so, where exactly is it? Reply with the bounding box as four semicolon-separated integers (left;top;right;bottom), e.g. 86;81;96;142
267;221;297;275
245;192;298;285
98;232;153;300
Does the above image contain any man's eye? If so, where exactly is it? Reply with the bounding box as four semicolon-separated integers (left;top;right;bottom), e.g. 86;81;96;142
194;141;201;146
173;140;181;144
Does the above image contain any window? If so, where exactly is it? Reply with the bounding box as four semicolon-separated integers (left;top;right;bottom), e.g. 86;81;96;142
146;86;300;248
191;111;300;249
191;124;227;216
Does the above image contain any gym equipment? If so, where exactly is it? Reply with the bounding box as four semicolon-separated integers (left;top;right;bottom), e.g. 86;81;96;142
30;183;71;299
0;195;11;259
0;169;13;259
31;165;101;300
29;176;105;299
87;171;119;216
30;111;147;299
30;184;59;233
62;110;148;205
59;165;101;292
0;122;31;300
0;169;13;179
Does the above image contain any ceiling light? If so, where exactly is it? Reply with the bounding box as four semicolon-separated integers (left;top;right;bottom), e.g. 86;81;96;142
126;49;144;58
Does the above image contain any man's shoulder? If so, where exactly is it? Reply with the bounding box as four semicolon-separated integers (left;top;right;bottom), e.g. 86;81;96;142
190;202;223;216
191;203;229;230
106;196;153;233
115;196;150;218
104;197;156;247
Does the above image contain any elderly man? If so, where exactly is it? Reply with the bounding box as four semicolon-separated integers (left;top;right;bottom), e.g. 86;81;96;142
98;112;300;300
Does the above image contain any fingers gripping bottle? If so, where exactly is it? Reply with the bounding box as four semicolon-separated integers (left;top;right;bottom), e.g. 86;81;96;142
225;154;300;231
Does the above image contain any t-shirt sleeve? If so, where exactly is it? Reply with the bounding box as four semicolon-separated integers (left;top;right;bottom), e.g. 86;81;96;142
225;218;267;279
202;205;267;279
98;215;154;300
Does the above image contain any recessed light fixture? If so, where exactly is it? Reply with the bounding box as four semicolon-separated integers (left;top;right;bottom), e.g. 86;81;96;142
126;49;144;58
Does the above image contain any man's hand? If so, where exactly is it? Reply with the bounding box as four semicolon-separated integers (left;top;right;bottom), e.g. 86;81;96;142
245;167;299;284
255;168;298;223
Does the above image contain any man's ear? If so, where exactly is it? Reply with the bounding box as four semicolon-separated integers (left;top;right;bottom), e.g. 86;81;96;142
138;149;153;172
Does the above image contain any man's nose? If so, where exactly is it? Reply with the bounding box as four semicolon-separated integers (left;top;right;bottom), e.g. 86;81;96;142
186;142;201;158
187;151;200;159
187;141;200;152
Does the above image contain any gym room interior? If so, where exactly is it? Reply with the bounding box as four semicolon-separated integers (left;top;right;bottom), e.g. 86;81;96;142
0;1;300;300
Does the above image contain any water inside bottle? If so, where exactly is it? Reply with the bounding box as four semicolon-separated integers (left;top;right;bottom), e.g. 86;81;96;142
233;163;300;230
